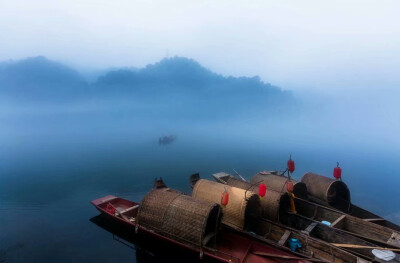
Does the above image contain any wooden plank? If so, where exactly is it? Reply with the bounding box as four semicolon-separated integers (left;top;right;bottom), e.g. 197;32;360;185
363;218;385;222
119;205;139;214
107;203;131;222
312;206;318;219
244;217;367;263
212;172;232;183
251;251;325;262
278;230;291;246
331;215;346;228
331;243;400;252
294;200;399;248
100;196;117;203
303;222;318;235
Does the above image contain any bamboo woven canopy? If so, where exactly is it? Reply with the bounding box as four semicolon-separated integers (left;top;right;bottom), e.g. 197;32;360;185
192;179;260;230
251;171;308;198
301;172;351;212
137;188;221;247
224;176;288;222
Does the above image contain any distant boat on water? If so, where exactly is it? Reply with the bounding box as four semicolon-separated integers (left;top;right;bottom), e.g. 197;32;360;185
158;135;176;145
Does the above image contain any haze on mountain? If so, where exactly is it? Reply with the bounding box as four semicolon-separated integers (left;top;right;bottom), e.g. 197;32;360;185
2;54;399;149
0;56;88;101
0;55;295;119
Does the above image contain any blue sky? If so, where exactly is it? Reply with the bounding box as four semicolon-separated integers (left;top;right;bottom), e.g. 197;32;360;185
1;0;399;91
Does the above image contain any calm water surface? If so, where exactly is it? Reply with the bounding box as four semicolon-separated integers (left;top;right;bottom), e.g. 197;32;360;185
1;111;399;262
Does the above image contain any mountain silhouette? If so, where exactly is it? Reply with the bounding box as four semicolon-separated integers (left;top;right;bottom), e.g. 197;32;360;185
0;56;294;116
0;56;87;100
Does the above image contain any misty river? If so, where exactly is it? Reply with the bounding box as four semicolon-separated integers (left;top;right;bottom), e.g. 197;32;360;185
0;103;399;262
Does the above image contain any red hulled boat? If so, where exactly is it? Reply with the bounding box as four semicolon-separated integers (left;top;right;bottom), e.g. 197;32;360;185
91;193;313;263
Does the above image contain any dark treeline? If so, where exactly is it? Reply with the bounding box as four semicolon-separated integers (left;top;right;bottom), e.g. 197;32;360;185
0;56;296;119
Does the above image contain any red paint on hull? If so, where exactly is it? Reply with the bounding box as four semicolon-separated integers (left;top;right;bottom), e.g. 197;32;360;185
91;195;311;263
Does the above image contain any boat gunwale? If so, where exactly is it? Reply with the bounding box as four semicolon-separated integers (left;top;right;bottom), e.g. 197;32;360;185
91;196;243;263
212;173;400;258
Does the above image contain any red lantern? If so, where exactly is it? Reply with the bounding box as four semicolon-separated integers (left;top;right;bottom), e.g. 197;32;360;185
287;155;295;173
286;181;294;193
333;162;342;180
259;183;267;199
221;190;229;207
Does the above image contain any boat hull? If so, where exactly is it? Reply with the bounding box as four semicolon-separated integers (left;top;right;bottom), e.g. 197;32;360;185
91;196;233;263
91;195;312;263
211;173;400;262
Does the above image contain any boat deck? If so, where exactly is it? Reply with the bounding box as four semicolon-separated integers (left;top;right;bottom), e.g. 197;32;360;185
92;195;312;263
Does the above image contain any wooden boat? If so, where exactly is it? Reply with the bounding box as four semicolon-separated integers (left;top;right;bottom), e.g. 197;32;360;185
281;213;400;262
158;135;176;145
214;172;400;246
291;197;400;248
243;171;400;233
91;192;313;263
90;214;209;263
349;205;400;232
300;172;400;232
241;216;371;263
210;173;400;262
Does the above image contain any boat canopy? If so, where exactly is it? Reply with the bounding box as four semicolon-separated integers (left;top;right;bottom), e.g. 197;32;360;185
222;176;289;222
250;171;308;198
301;172;351;212
137;189;221;248
192;179;260;230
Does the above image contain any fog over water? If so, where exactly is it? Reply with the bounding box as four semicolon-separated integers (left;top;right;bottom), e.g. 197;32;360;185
1;1;400;261
0;55;399;262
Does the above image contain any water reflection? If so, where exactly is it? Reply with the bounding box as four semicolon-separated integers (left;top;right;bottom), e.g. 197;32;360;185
90;215;216;263
0;244;23;263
